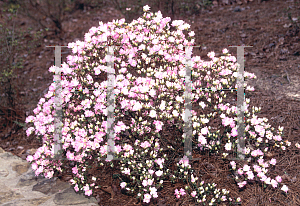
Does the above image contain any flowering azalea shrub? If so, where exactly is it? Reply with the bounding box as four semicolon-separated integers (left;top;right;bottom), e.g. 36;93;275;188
25;5;298;205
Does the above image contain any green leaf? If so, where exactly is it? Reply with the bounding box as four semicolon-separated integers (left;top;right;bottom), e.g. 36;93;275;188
113;173;119;179
13;120;26;128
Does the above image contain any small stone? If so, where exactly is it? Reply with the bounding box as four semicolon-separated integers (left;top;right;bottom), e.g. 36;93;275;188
234;6;241;12
268;43;275;48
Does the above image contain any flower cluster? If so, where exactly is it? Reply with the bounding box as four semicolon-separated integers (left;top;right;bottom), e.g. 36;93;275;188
24;5;298;205
226;107;290;193
117;136;168;203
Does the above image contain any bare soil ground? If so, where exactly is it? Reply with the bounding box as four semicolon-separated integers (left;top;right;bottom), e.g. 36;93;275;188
0;0;300;205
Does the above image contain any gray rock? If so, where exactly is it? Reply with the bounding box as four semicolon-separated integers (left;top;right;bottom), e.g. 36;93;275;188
16;168;49;187
0;189;25;204
53;187;98;205
1;196;52;206
32;178;70;195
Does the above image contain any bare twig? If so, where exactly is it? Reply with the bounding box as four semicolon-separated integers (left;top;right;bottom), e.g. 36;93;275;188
5;29;10;55
285;70;291;84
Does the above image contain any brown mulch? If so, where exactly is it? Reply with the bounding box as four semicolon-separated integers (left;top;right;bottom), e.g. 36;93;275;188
1;0;300;205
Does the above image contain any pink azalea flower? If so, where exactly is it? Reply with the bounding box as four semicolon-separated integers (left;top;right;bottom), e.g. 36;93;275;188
263;162;269;168
142;180;148;187
155;158;165;166
72;166;78;175
147;178;154;186
256;171;264;178
179;188;186;196
201;127;209;135
260;175;267;182
237;168;244;175
66;150;75;161
247;171;254;180
270;158;277;165
231;128;238;137
243;164;251;172
254;125;265;136
265;177;271;185
273;135;282;141
140;141;151;148
143;193;151;203
230;161;236;169
179;157;190;167
74;184;79;192
225;142;232;151
281;185;288;193
123;168;130;175
271;179;278;188
85;189;93;196
207;51;215;59
152;192;158;198
198;135;207;145
123;144;132;151
257;158;264;165
120;182;126;188
148;169;155;175
35;166;43;176
174;189;180;198
155;170;163;177
221;195;227;201
26;155;34;162
275;176;282;183
149;187;157;196
238;181;247;188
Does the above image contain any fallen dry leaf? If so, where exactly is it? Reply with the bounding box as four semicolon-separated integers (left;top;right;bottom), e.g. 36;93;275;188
100;186;115;199
265;152;275;158
18;149;25;155
282;174;291;181
111;183;120;195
